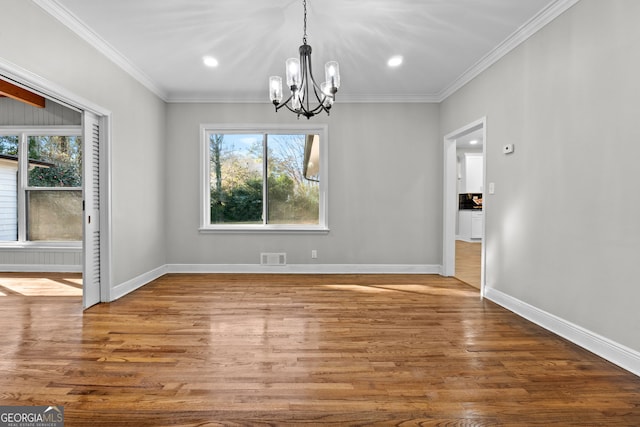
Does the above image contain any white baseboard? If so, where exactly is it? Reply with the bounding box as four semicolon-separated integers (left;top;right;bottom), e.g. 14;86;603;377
485;287;640;377
109;264;440;300
166;263;442;275
0;264;81;273
109;265;167;302
456;237;481;243
108;263;441;301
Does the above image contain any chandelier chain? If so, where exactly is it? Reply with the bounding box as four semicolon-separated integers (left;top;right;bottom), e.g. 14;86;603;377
303;0;308;44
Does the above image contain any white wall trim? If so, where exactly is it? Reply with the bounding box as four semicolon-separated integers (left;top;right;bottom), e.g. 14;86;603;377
109;265;168;302
106;264;441;300
167;264;442;275
455;237;481;244
437;0;582;101
32;0;168;101
166;93;442;104
485;287;640;378
0;264;81;273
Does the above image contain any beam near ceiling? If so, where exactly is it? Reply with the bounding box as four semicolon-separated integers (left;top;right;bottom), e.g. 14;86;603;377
0;80;45;108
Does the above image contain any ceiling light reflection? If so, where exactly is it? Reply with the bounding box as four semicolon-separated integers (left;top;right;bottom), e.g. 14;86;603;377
387;56;403;67
203;56;219;67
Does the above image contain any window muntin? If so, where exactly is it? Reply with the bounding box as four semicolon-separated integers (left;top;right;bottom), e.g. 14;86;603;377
0;130;82;244
201;125;328;232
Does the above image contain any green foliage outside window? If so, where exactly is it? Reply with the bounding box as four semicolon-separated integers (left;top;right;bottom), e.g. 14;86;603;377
28;136;82;188
209;133;319;225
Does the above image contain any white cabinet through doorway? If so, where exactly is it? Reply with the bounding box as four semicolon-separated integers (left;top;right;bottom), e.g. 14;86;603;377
461;153;483;193
458;210;483;241
471;211;483;239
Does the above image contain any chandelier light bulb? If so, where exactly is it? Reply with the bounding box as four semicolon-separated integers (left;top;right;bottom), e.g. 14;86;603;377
325;61;340;89
286;58;301;87
269;76;283;103
292;90;302;110
321;82;334;107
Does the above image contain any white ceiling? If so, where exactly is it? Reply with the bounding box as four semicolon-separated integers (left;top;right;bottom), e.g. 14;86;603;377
37;0;573;103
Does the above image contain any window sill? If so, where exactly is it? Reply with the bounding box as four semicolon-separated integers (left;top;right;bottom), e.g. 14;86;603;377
0;242;82;250
199;225;330;234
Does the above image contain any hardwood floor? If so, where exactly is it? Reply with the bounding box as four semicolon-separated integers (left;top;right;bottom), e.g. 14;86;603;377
0;272;82;296
455;240;482;289
1;273;639;426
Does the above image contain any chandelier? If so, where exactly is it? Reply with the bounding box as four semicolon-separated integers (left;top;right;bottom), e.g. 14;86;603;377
269;0;340;119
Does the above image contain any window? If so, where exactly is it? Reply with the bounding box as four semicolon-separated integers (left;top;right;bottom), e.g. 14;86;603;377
200;124;328;232
0;129;82;244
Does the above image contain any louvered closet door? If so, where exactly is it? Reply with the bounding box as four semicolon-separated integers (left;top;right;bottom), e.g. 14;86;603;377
83;111;101;309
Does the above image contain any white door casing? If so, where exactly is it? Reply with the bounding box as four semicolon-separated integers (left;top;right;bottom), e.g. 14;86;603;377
443;117;487;297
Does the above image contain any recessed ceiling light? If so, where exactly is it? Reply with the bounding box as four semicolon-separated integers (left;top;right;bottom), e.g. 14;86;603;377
470;140;479;145
203;56;219;67
387;55;403;67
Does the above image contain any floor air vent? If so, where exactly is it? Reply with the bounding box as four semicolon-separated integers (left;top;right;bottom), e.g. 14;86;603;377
260;252;287;266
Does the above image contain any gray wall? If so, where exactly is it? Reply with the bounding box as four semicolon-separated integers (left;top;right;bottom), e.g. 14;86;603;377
1;0;167;286
165;102;442;267
440;0;640;352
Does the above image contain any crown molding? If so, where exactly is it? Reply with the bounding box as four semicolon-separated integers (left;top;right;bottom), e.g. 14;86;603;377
165;93;441;104
437;0;582;102
32;0;168;101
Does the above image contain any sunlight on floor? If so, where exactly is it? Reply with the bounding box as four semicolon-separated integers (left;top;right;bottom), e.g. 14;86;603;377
0;275;82;296
322;283;478;297
322;284;394;293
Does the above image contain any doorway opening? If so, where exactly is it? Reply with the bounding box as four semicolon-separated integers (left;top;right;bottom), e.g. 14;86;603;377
0;65;111;309
443;118;486;297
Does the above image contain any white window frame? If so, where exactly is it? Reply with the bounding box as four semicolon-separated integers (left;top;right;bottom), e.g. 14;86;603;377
199;124;329;233
0;126;82;248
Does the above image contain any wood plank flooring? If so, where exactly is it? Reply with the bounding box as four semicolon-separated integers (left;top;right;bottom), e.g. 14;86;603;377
1;273;639;426
455;240;481;289
0;272;82;296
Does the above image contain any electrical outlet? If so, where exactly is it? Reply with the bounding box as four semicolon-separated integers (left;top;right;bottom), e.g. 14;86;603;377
311;250;318;259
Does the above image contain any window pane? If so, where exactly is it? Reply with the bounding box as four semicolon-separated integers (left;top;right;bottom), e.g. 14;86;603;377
0;136;19;241
209;133;263;224
27;190;83;241
27;136;82;187
267;134;319;225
